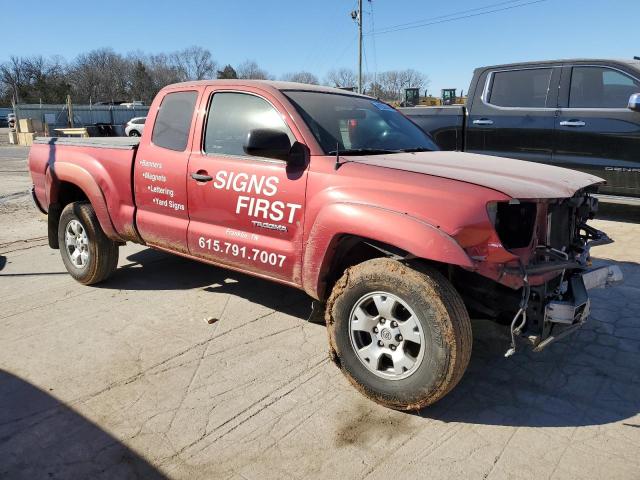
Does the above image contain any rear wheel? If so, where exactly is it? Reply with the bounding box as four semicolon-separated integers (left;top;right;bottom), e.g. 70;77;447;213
326;258;472;410
129;130;140;137
58;202;119;285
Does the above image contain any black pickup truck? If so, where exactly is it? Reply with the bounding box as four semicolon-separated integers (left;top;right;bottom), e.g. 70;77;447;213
401;59;640;199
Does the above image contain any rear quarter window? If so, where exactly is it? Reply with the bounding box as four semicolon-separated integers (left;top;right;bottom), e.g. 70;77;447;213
151;91;198;151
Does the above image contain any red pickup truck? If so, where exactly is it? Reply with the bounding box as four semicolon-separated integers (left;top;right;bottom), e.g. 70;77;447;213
28;80;622;410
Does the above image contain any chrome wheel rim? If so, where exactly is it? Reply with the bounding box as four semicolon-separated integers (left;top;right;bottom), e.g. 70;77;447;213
349;291;426;380
64;219;89;268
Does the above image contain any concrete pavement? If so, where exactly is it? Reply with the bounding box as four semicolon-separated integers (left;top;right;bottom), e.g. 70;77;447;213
1;138;639;479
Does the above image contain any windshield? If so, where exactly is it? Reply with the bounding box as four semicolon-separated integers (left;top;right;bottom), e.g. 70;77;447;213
282;91;438;155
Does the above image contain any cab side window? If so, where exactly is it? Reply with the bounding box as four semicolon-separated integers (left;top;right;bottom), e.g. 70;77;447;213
204;92;294;157
569;67;640;108
151;91;198;151
488;68;552;108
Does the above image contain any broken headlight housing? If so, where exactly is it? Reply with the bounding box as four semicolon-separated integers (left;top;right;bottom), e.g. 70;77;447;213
487;200;538;250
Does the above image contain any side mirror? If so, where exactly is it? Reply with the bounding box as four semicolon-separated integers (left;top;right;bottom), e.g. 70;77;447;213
628;93;640;112
287;141;309;168
244;129;291;161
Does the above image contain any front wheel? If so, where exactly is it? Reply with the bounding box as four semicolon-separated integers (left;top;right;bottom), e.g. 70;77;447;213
58;202;119;285
128;130;140;137
326;258;472;410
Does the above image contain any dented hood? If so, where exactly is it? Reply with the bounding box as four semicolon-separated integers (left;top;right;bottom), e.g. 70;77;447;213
344;151;604;199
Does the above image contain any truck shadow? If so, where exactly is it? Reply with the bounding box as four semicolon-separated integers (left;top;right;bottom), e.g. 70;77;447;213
100;247;312;320
0;369;166;479
597;202;640;224
420;258;640;427
101;248;639;429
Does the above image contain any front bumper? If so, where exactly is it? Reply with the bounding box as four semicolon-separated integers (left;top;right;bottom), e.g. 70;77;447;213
531;265;623;352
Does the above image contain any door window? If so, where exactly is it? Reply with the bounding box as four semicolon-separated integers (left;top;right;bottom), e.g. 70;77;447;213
569;66;640;108
487;68;553;108
151;91;198;151
204;92;294;157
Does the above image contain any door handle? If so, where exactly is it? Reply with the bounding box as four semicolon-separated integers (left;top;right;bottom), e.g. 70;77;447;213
190;172;213;182
559;120;586;127
472;118;494;126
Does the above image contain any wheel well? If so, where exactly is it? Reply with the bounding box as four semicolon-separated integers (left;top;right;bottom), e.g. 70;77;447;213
48;182;89;249
322;236;408;301
320;235;453;301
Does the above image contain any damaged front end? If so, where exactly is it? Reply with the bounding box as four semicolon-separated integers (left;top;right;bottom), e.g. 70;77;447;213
455;191;623;356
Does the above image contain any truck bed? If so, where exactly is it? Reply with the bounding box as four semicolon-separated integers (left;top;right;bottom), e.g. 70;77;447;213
399;106;465;151
29;136;140;242
34;137;140;150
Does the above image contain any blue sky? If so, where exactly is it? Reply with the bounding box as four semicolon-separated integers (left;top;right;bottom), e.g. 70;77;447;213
1;0;638;93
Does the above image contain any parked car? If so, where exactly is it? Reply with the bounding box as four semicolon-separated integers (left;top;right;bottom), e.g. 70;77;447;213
27;80;622;410
400;58;640;200
121;101;144;108
124;117;146;137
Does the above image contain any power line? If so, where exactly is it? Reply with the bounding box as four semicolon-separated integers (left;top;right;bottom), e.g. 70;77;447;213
366;0;549;36
325;33;358;73
366;0;526;33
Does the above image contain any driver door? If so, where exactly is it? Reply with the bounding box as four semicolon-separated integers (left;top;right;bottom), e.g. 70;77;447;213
186;87;308;285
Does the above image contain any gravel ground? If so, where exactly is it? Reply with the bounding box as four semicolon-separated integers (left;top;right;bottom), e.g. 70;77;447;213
1;131;639;479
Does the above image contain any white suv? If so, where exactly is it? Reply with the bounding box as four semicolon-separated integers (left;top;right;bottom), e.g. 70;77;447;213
124;117;146;137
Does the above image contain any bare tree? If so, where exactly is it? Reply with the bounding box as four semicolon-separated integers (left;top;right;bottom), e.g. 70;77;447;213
145;53;184;92
375;69;429;101
69;48;131;103
25;55;69;103
367;81;385;99
0;46;429;108
377;70;404;101
325;68;357;89
172;46;217;81
0;55;69;104
237;60;272;80
281;71;319;85
0;56;30;103
399;69;428;92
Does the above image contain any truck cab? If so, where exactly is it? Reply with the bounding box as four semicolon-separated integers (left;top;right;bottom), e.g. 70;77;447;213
402;58;640;199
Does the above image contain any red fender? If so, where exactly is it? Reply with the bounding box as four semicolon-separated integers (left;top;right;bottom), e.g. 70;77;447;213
302;202;473;299
46;162;123;241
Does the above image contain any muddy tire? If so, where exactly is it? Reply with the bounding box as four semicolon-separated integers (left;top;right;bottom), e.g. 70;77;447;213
326;258;472;410
58;202;119;285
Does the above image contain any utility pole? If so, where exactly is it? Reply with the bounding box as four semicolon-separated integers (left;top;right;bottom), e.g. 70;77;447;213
351;0;365;93
67;94;74;128
358;0;363;94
